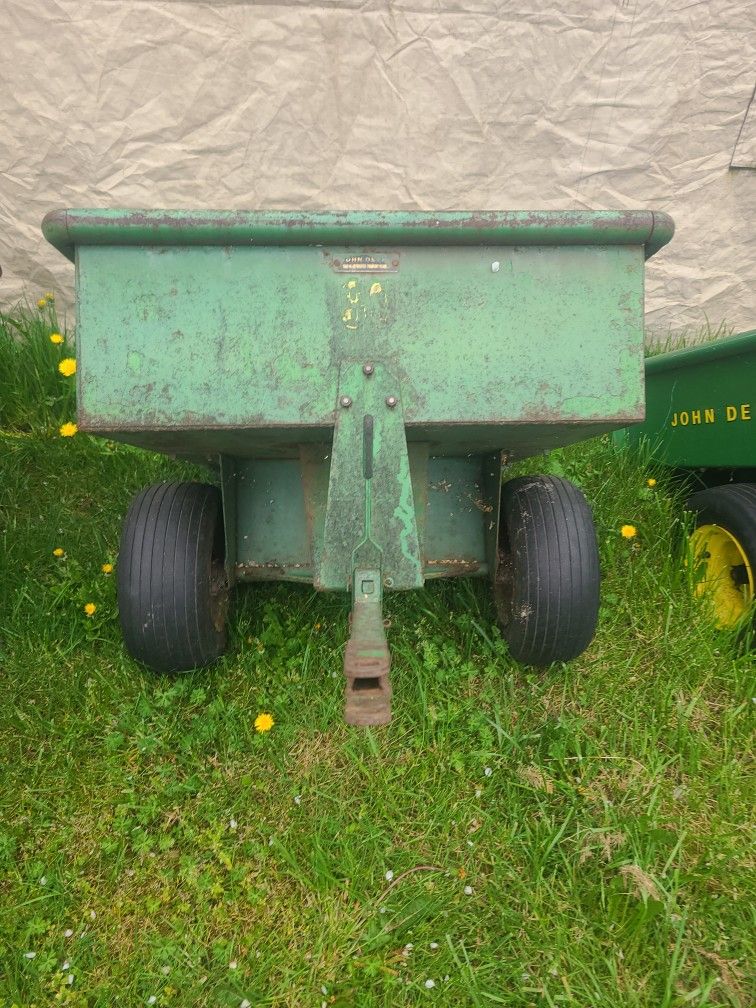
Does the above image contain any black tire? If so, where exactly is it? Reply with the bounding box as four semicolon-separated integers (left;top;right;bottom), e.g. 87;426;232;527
685;483;756;630
117;482;229;672
494;475;600;666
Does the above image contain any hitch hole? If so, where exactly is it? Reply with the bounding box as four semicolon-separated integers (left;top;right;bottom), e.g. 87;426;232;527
352;676;381;692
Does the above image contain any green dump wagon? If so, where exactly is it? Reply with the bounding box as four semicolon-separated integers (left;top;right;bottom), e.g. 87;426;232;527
619;329;756;631
42;209;674;724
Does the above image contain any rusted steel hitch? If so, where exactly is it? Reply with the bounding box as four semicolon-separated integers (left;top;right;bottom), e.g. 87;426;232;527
343;568;392;725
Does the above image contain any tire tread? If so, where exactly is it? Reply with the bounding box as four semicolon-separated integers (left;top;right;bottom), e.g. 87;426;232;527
117;481;227;672
498;475;600;666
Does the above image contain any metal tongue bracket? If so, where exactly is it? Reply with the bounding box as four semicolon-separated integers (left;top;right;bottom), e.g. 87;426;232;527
318;363;423;726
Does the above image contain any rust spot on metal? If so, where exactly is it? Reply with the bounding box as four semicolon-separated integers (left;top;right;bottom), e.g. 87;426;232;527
425;559;481;577
467;493;493;513
236;561;286;571
234;561;312;583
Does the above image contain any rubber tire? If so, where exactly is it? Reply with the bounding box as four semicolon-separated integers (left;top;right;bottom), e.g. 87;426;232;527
495;475;600;666
117;482;228;672
685;483;756;629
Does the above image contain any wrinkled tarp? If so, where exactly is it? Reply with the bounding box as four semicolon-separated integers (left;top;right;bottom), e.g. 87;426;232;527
1;0;754;335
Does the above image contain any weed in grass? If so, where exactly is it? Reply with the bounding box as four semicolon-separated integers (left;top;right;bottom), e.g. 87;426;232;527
0;309;753;1006
0;297;76;432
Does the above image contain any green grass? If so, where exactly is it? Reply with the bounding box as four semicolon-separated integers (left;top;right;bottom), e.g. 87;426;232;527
644;319;736;357
0;305;753;1007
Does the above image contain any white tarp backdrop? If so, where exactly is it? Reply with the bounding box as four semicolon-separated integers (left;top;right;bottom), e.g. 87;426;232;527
1;0;754;334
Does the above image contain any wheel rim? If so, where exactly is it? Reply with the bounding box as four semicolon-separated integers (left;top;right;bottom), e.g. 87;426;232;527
689;523;755;628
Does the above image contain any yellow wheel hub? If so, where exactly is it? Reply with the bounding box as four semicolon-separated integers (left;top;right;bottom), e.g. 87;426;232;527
689;523;755;628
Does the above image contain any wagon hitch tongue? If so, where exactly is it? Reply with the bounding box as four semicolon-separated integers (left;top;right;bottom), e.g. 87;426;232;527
344;568;392;726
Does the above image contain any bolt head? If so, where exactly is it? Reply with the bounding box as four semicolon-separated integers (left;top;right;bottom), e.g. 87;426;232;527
340;396;352;408
386;396;398;408
362;363;374;376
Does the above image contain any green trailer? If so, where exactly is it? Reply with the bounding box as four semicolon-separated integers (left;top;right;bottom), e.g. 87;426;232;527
619;329;756;630
42;208;674;724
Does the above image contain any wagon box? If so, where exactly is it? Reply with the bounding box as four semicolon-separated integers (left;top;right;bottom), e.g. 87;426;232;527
43;208;674;725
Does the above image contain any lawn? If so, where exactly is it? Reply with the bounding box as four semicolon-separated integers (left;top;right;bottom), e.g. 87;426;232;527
0;300;752;1007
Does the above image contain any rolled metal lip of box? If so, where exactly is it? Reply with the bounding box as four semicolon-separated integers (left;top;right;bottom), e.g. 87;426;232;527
42;208;674;259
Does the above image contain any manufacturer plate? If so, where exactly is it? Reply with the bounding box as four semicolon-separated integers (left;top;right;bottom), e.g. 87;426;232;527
327;252;400;274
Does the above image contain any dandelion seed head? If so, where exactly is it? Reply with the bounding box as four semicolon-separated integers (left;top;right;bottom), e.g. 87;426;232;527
430;941;439;949
229;961;238;970
148;998;157;1006
24;951;36;959
294;795;302;806
229;818;238;830
67;974;74;985
425;979;436;989
385;870;394;881
63;929;73;938
464;885;473;895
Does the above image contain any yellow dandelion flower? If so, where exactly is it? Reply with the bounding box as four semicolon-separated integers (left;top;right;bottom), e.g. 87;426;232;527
84;602;97;616
59;422;78;437
620;524;637;539
53;547;65;557
58;358;76;377
101;562;113;574
37;297;47;309
50;332;64;345
647;478;657;488
254;712;274;733
45;292;55;300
